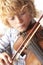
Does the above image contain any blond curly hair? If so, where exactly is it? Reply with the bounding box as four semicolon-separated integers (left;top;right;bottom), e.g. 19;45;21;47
0;0;36;26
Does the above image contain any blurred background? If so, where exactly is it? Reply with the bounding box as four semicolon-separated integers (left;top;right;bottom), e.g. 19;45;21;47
0;0;43;35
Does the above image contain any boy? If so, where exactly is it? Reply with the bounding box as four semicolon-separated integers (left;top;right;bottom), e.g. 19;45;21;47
0;0;43;65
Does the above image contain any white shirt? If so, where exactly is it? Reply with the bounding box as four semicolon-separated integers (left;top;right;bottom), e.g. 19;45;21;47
0;28;25;65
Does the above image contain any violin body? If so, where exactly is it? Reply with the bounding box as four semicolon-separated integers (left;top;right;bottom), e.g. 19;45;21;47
25;26;43;65
23;26;43;65
13;26;43;65
25;49;41;65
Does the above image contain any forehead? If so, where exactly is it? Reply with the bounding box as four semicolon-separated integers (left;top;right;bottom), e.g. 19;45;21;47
10;4;29;16
7;4;29;18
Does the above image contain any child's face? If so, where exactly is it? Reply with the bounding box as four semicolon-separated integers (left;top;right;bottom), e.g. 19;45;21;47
7;8;32;32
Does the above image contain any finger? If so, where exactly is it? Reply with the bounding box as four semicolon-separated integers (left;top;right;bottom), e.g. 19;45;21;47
0;59;5;65
3;52;12;63
0;62;4;65
0;53;11;65
1;55;10;65
0;52;12;65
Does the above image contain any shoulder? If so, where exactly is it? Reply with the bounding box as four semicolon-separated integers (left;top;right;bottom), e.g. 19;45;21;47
5;28;19;36
10;28;20;36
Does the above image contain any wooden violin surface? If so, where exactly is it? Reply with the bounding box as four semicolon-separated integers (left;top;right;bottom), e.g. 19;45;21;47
36;26;43;50
25;50;41;65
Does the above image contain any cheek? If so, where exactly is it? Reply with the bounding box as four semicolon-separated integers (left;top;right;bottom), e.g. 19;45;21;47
23;15;31;25
8;20;16;27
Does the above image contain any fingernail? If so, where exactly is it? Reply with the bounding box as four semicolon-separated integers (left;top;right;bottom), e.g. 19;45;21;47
10;60;12;63
8;58;12;63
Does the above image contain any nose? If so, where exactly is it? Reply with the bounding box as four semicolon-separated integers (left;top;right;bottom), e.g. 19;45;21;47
16;15;23;23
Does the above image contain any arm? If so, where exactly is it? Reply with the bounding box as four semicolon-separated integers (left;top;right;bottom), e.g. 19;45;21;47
0;32;12;65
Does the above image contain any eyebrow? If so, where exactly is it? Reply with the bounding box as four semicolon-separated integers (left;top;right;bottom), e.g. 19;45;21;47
20;3;28;12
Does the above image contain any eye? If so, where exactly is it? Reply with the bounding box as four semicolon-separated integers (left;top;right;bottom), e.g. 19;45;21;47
21;11;26;15
10;16;15;20
11;17;15;20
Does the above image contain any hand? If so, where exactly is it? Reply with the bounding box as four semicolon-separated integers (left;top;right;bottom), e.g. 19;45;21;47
0;52;12;65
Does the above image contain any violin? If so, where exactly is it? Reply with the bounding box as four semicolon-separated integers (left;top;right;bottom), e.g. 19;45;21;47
12;15;43;65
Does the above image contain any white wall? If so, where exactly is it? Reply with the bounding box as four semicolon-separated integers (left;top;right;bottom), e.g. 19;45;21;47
0;20;7;35
34;0;43;26
34;0;43;11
